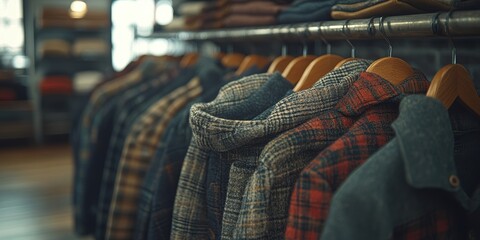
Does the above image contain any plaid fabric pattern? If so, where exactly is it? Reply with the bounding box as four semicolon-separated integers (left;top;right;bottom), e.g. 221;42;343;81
146;113;192;240
105;77;203;240
171;73;273;240
284;72;430;239
96;67;190;240
74;66;150;235
320;95;480;240
94;73;174;240
392;209;455;239
172;60;371;239
132;111;182;240
89;65;179;239
95;68;195;240
220;61;372;240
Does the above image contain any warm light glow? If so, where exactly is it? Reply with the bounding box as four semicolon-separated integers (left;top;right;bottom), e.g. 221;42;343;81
155;1;173;26
70;0;88;19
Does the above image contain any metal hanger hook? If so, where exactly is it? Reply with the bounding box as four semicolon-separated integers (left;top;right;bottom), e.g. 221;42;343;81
367;17;376;37
318;21;331;54
342;19;355;58
445;11;457;64
302;41;308;56
431;12;442;35
379;16;392;57
281;43;287;56
302;23;311;56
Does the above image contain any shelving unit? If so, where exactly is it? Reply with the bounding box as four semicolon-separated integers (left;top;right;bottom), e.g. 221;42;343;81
0;100;34;140
25;0;112;143
35;27;111;137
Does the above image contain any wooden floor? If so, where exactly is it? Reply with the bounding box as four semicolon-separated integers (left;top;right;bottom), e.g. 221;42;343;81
0;143;93;240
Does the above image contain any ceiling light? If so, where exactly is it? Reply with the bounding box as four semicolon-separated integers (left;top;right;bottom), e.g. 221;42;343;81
70;0;88;19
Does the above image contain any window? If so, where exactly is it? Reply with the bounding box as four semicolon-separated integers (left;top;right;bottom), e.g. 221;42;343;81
111;0;186;71
0;0;27;69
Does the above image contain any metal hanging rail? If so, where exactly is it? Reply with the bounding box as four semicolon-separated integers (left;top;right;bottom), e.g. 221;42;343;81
149;10;480;41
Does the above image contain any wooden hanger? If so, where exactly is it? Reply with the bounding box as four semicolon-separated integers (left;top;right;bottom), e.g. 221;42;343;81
293;54;344;91
427;11;480;116
267;55;295;74
180;53;199;68
235;54;270;75
366;17;413;85
428;11;480;116
427;65;480;116
282;55;316;85
366;57;413;85
221;53;245;69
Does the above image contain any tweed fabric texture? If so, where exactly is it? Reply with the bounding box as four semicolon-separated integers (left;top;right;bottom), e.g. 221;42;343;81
172;60;371;239
137;65;267;240
220;60;372;240
171;72;293;239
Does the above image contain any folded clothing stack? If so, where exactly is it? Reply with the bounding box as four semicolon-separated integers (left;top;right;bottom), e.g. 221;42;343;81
0;80;28;101
39;7;109;29
38;39;71;58
174;0;288;30
40;75;73;95
330;0;480;19
276;0;337;24
73;38;108;57
222;0;288;27
73;71;103;94
182;2;225;30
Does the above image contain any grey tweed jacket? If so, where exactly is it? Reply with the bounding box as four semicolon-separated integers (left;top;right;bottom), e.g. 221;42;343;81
171;60;371;240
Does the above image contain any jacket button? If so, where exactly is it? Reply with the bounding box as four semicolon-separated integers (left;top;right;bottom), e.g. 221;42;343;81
449;175;460;188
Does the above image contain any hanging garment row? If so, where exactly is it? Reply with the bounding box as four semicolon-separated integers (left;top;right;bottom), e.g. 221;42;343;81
72;17;480;240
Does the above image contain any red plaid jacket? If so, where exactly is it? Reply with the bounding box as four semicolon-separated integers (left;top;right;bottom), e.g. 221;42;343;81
285;71;430;239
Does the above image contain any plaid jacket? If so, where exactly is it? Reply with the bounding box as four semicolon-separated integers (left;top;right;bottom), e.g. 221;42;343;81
96;67;194;240
135;70;277;240
171;72;296;239
172;60;371;240
220;60;372;240
284;72;430;239
74;62;160;235
105;77;203;240
320;95;480;240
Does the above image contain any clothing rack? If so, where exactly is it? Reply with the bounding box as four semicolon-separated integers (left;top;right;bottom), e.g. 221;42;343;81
150;10;480;41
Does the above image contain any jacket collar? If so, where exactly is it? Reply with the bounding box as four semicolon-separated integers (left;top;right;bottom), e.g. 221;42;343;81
394;95;480;211
336;70;430;116
190;60;370;152
392;95;457;190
